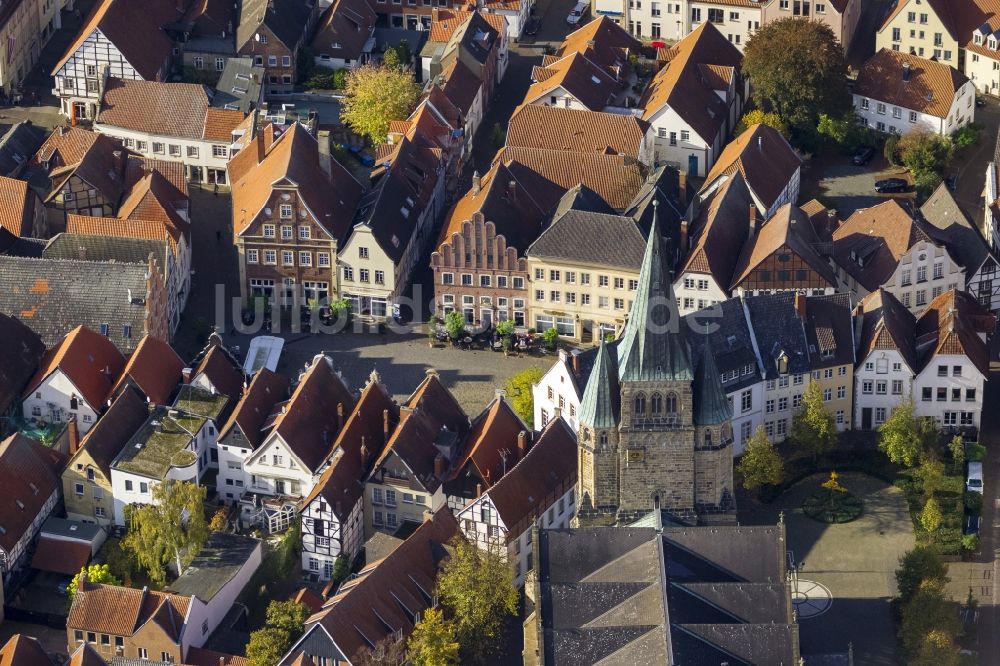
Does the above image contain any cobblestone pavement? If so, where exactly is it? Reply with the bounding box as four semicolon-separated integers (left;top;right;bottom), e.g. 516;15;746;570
739;472;914;665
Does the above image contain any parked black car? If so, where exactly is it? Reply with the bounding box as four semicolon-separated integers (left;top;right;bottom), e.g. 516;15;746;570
852;146;875;165
874;177;908;193
965;514;982;536
976;96;987;107
945;174;958;190
524;17;539;35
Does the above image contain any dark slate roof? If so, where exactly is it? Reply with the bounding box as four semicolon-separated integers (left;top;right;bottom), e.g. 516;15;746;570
803;293;855;370
617;208;693;382
0;313;44;416
552;183;616;219
742;292;811;379
167;532;260;603
691;342;732;426
920;181;991;275
683;298;759;395
0;122;46;176
442;12;498;68
213;57;264;114
537;525;797;666
42;234;167;278
372;27;427;53
577;340;621;429
625;165;684;252
528;210;646;270
0;255;153;352
1;237;46;257
237;0;313;50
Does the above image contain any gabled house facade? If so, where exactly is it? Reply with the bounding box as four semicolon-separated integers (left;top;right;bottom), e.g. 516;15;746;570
853;289;918;430
236;0;319;98
22;325;126;435
311;0;377;70
229;123;363;306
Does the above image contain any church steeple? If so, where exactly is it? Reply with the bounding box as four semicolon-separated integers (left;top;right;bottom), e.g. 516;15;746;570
692;341;733;426
617;199;693;382
578;339;620;428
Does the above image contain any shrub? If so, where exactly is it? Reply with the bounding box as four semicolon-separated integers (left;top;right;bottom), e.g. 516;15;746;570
951;123;981;149
967;443;987;462
965;491;983;514
543;327;559;350
962;534;980;552
444;311;466;340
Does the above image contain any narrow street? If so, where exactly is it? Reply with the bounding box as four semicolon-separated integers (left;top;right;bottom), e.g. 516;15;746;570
974;368;1000;665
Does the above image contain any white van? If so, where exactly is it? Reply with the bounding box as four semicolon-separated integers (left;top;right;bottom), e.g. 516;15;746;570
967;461;983;494
567;1;590;25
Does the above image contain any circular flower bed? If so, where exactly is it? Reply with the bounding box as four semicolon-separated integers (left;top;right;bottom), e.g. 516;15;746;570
803;490;864;523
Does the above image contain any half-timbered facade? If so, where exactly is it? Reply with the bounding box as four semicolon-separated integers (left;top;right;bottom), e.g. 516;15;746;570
456;417;576;585
50;0;182;121
730;203;838;297
239;355;353;532
300;373;396;577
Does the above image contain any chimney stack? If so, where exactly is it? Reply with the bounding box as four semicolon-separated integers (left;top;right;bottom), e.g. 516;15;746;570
67;416;80;454
337;403;344;431
507;179;517;202
360;436;369;464
383;409;390;445
679;219;689;252
517;430;527;460
757;135;763;151
571;350;580;375
476;482;483;496
434;453;446;479
678;171;688;207
826;208;837;236
317;130;333;179
471;171;482;195
794;292;806;319
181;367;192;384
749;204;757;234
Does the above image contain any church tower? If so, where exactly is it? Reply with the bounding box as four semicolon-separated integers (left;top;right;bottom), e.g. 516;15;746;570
576;201;735;525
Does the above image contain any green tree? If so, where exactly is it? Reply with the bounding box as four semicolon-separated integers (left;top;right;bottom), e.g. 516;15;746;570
816;111;866;151
899;582;960;656
490;122;505;150
331;555;350;585
397;39;412;66
912;630;961;666
895;546;948;605
790;382;836;463
122;480;208;583
737;426;784;491
951;123;981;149
68;563;121;598
209;508;229;532
436;538;519;664
382;46;401;68
884;132;901;166
342;64;420;144
916;457;945;498
408;607;460;666
920;497;943;533
245;627;290;666
543;327;559;350
505;367;543;424
742;18;849;137
948;435;965;474
878;400;922;467
266;600;309;635
898;128;953;181
735;109;789;137
444;310;466;340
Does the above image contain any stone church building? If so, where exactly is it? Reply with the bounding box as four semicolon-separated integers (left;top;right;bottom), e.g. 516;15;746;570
576;204;736;526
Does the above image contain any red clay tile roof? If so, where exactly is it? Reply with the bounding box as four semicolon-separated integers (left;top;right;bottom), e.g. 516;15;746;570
269;358;355;473
524;52;619;111
639;22;742;142
428;8;507;43
878;0;1000;46
112;335;183;405
310;0;377;60
450;397;526;488
493;145;646;211
730;203;839;290
66;214;182;257
31;535;92;575
125;155;188;201
916;289;995;375
680;172;754;288
43;133;126;206
67;642;110;666
23;325;126;410
231;123;363;241
0;634;51;666
293;587;326;614
302;377;397;520
32;126;98;170
52;0;181;80
703;124;801;213
857;288;919;371
481;417;576;540
185;647;248;666
506;105;649;159
439;59;482;114
0;177;35;236
855;49;969;119
97;79;242;141
67;582;192;641
832;199;929;292
556;16;641;79
192;342;245;402
217;368;290;450
306;507;458;661
72;386;149;478
117;169;191;240
0;434;67;552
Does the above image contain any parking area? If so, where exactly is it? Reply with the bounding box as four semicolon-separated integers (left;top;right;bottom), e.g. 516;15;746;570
801;150;914;218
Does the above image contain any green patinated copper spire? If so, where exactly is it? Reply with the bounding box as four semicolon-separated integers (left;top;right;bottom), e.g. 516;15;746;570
578;340;621;429
693;341;733;426
617;199;693;382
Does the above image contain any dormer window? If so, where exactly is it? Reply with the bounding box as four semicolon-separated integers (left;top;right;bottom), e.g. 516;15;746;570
991;38;998;49
777;353;789;375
